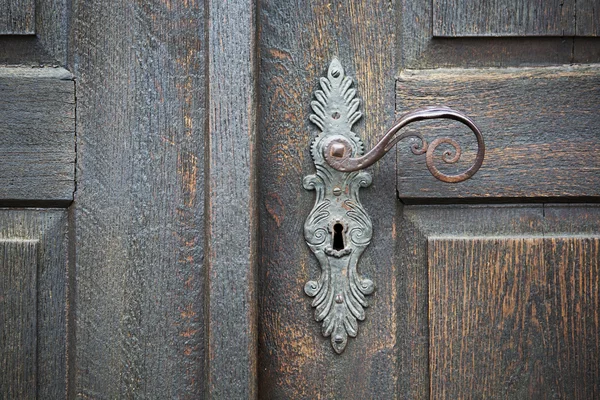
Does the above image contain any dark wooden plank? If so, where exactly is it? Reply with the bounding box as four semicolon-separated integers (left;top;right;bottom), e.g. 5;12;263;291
205;0;258;398
396;65;600;199
0;240;38;399
399;204;600;398
0;0;69;66
429;236;599;399
0;0;35;34
577;0;600;36
258;1;398;398
402;0;579;68
433;0;575;37
0;67;75;203
70;0;207;397
36;0;69;65
399;205;545;399
0;209;69;399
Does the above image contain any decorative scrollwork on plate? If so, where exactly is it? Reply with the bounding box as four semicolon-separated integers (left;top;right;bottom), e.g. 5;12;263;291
304;58;374;354
303;58;484;354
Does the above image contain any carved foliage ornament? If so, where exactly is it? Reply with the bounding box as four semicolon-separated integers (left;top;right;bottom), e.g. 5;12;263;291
303;58;485;354
303;59;373;354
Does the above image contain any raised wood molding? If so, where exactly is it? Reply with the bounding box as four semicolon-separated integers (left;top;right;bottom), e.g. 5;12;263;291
0;0;35;34
0;239;38;399
429;236;600;398
0;67;75;204
396;64;600;199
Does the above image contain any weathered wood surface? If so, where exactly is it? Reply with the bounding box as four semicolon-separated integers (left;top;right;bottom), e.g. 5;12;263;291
577;0;600;36
429;236;599;399
70;0;207;397
396;64;600;199
0;0;69;66
36;0;69;66
399;204;600;398
0;0;35;34
0;67;75;204
401;0;600;68
399;205;546;398
0;240;38;399
206;0;258;398
433;0;575;37
258;1;398;398
0;209;69;399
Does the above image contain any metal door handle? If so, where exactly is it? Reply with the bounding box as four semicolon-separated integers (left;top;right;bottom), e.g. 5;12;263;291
303;59;485;353
323;106;485;182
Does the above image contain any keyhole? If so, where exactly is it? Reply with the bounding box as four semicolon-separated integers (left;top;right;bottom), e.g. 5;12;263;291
333;223;345;251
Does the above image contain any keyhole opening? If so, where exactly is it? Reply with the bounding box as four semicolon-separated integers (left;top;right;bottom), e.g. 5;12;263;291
333;223;345;251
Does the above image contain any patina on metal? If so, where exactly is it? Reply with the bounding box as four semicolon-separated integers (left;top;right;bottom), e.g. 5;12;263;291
304;58;485;354
324;106;485;182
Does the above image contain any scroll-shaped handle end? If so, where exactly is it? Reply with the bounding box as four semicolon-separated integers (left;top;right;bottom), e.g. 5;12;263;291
323;106;485;183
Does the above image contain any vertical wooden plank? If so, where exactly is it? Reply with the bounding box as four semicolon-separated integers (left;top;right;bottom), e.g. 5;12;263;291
433;0;575;37
545;237;600;399
0;240;38;399
71;0;207;397
0;210;69;399
206;0;258;398
258;1;398;398
577;0;600;36
429;236;600;399
0;0;35;34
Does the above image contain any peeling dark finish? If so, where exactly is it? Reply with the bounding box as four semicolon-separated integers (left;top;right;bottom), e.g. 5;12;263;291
399;205;600;398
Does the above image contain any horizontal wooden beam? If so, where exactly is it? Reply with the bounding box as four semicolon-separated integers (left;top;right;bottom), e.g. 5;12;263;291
0;67;75;203
396;64;600;199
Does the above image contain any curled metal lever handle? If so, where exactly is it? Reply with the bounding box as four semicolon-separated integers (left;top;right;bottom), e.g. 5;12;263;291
323;106;485;183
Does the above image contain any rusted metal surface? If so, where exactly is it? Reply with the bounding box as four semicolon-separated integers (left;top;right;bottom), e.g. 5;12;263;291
324;106;485;183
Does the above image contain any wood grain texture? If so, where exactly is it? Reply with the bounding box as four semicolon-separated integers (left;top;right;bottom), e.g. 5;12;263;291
401;0;600;69
205;0;258;398
0;0;35;34
0;240;38;399
70;0;207;397
399;205;546;399
433;0;575;37
0;209;69;399
36;0;70;66
399;205;600;398
0;0;69;66
0;67;75;203
429;236;600;399
396;64;600;199
577;0;600;36
258;1;398;398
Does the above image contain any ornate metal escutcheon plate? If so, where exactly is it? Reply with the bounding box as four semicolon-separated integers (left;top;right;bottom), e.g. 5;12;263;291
304;59;485;354
303;59;374;354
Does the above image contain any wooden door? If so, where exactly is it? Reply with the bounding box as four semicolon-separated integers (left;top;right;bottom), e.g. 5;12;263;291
257;0;600;399
1;0;599;399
